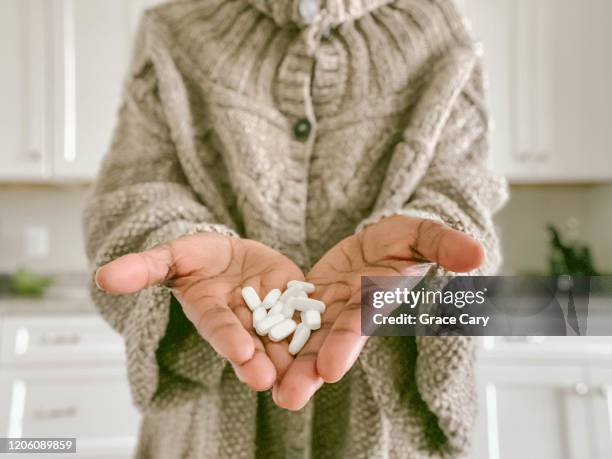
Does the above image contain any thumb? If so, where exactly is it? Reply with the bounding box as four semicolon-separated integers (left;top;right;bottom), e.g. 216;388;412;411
95;244;175;295
410;218;485;273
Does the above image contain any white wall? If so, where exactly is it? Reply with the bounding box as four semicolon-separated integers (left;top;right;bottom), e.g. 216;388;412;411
0;186;89;272
0;184;611;275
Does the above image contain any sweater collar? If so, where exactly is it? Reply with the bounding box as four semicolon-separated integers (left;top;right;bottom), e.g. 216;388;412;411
247;0;394;27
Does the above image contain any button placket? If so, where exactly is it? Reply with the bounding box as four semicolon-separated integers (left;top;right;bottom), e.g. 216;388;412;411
273;13;329;272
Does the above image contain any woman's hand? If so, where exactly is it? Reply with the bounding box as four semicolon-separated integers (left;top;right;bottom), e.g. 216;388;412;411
95;232;303;392
273;215;485;410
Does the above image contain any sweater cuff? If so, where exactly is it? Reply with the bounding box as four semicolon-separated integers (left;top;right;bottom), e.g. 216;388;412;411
355;207;446;235
143;221;239;248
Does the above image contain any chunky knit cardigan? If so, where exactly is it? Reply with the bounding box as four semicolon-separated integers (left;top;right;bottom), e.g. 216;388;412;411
83;0;508;458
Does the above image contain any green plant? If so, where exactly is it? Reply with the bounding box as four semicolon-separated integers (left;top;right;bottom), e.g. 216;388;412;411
547;224;599;276
9;269;53;297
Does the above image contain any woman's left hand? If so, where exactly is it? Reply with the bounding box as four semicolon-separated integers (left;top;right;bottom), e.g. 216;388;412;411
272;215;485;410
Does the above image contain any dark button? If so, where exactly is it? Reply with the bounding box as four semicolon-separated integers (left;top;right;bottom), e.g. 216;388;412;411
293;118;312;141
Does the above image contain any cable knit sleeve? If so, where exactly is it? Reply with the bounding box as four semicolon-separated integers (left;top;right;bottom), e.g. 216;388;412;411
82;20;235;410
356;47;508;456
357;48;508;275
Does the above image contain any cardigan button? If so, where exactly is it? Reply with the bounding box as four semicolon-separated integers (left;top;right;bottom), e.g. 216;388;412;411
298;0;320;24
293;118;312;141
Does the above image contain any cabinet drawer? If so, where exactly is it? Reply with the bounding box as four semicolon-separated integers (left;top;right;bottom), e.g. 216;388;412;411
0;316;125;366
0;368;139;458
479;336;612;361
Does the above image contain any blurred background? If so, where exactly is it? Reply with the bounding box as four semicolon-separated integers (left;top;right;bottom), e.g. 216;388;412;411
0;0;610;458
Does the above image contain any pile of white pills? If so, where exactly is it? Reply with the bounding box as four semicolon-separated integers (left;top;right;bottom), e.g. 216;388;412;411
241;280;325;355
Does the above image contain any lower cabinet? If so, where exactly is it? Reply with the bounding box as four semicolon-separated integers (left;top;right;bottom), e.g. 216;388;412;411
0;314;140;459
3;315;612;458
589;368;612;459
474;352;612;459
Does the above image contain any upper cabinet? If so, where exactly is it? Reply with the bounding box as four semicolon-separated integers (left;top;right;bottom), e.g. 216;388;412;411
0;0;51;180
463;0;612;183
0;0;163;182
51;0;131;179
1;0;611;183
52;0;167;180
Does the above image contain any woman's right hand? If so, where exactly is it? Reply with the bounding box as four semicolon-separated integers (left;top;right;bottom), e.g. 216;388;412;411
95;232;303;392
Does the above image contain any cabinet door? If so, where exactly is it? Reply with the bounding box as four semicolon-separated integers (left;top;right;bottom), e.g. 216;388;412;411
512;0;612;182
473;363;593;459
0;0;51;180
460;0;513;181
51;0;131;180
0;315;125;366
51;0;168;181
589;367;612;459
0;368;139;459
464;0;612;183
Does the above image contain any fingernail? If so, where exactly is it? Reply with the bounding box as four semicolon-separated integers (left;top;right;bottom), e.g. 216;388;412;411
94;269;102;290
271;384;280;405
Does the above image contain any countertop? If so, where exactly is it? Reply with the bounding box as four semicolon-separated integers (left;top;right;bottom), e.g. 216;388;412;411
0;272;96;316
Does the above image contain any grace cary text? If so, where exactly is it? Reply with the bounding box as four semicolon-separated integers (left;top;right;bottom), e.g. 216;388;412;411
372;313;491;327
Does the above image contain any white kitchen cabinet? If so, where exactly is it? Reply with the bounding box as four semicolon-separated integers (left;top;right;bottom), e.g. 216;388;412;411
474;335;612;459
458;0;514;183
0;0;165;182
0;0;52;180
0;314;140;459
589;367;612;459
0;368;138;459
0;316;125;366
473;363;593;459
51;0;168;180
50;0;131;180
462;0;612;183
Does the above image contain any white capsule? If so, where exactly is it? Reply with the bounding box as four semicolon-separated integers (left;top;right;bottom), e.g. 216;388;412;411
261;289;282;309
301;309;321;330
269;302;284;316
255;314;284;336
289;323;311;355
269;319;297;342
281;302;295;319
252;306;267;328
287;280;316;294
288;297;326;313
241;286;261;311
279;285;303;302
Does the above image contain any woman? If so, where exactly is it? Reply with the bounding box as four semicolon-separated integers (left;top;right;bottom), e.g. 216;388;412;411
84;0;507;457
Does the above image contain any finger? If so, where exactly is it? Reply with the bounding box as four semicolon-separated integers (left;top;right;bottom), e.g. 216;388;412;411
95;244;175;294
273;288;343;410
316;300;367;383
180;296;255;365
272;327;327;411
411;219;484;272
232;332;276;391
264;341;294;380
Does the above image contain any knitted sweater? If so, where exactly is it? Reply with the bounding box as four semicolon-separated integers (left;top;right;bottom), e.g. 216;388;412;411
83;0;508;458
